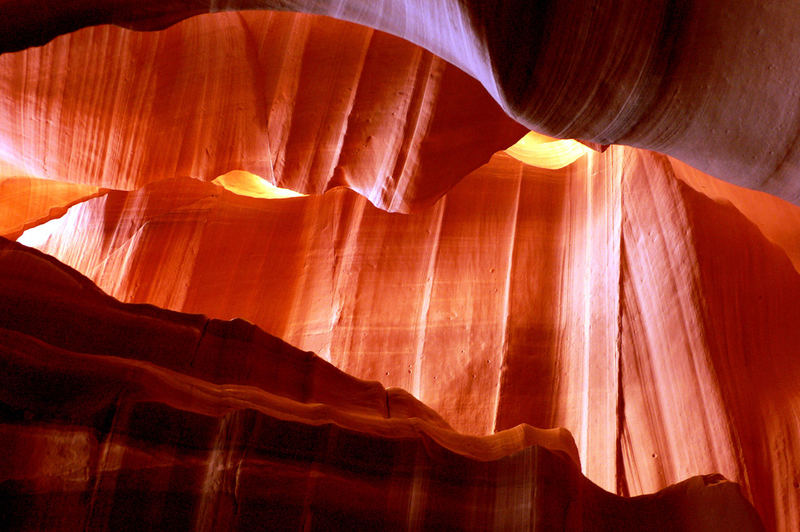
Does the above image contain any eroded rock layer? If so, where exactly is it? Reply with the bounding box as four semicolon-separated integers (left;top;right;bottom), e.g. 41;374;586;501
0;238;764;531
0;177;105;239
3;4;800;531
0;10;525;211
18;144;800;530
5;2;800;203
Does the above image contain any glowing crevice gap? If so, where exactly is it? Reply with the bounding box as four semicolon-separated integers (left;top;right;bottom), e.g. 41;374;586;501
0;177;102;237
212;170;307;199
504;131;591;169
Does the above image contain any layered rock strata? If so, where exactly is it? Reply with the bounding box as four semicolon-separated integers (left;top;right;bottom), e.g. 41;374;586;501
17;144;800;531
0;238;764;531
4;2;800;203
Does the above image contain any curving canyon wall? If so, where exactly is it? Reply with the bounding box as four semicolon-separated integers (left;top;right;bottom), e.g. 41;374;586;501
4;1;800;203
2;3;800;531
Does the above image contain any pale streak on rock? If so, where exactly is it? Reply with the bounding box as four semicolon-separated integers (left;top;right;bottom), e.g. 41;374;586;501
17;142;800;529
0;10;525;212
0;237;764;530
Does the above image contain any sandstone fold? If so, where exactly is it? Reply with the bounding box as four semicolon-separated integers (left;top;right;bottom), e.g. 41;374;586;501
16;143;800;530
0;238;764;530
7;1;800;203
0;10;525;211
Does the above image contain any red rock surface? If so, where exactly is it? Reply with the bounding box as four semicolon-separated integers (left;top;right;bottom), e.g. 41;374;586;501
3;3;800;531
0;10;525;212
0;238;764;530
15;144;800;530
4;1;800;203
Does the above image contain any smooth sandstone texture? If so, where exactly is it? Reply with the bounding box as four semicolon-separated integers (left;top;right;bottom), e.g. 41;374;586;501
0;10;525;212
18;144;800;531
0;238;764;531
20;156;603;440
0;177;105;239
3;4;800;531
4;2;800;203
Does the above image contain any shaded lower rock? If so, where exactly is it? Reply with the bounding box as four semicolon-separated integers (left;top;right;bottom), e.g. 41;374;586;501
0;238;763;530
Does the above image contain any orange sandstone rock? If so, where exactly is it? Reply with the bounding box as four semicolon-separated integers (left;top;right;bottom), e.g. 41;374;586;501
5;2;800;203
0;11;525;211
17;144;800;530
2;4;800;531
0;238;764;531
0;177;105;239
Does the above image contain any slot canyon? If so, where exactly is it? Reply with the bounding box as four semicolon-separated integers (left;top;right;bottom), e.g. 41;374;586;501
2;2;800;530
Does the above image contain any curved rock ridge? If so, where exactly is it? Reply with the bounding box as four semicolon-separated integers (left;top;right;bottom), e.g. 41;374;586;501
0;10;525;212
16;144;800;530
0;235;580;463
4;2;800;204
3;4;800;530
0;237;764;531
0;177;106;239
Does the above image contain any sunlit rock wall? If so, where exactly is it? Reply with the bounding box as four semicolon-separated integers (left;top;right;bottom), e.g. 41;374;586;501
0;238;766;530
0;11;524;211
18;143;800;531
4;1;800;203
3;3;800;531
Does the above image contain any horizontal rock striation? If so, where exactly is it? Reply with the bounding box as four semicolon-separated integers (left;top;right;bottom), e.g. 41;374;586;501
0;238;764;531
0;10;525;212
5;2;800;203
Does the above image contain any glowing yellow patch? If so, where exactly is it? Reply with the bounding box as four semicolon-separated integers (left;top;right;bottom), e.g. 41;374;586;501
504;132;590;169
212;170;306;199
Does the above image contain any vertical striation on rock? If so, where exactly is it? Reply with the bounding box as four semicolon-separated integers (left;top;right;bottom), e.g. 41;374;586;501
3;3;800;530
15;142;800;529
0;238;765;531
5;2;800;203
0;10;525;211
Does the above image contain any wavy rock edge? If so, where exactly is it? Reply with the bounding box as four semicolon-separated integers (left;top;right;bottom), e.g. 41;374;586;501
0;237;764;530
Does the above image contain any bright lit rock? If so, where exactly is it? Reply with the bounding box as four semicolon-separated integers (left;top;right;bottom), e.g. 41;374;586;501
3;3;800;530
0;10;524;212
0;238;764;531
